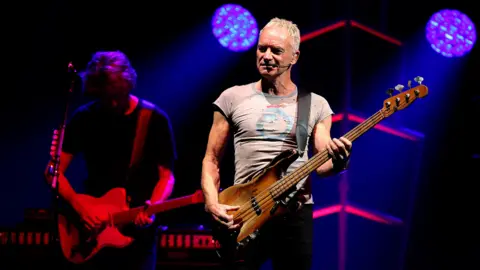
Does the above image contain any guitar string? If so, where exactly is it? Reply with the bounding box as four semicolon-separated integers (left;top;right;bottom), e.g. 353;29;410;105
233;87;421;226
233;113;381;226
112;194;199;224
233;93;419;227
233;109;386;224
269;110;384;197
233;111;386;231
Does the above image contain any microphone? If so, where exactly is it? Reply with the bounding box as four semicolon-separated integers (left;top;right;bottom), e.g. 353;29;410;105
67;62;76;73
262;63;291;69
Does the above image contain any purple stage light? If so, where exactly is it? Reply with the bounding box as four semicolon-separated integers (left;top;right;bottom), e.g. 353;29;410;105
426;9;476;57
212;4;258;52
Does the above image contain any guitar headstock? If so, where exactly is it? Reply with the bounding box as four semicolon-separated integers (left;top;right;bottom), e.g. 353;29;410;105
191;189;205;204
382;76;428;118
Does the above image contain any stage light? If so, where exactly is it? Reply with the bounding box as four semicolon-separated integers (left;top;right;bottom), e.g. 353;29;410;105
426;9;476;57
211;4;258;52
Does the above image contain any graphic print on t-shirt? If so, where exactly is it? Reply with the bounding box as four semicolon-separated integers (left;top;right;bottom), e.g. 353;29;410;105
255;105;294;141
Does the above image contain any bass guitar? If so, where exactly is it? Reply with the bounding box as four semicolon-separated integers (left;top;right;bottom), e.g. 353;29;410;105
57;188;204;264
213;77;428;260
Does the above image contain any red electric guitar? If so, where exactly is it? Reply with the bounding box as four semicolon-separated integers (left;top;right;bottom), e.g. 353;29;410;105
56;188;204;264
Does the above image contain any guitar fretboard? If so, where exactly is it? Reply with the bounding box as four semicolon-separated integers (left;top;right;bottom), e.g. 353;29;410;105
112;194;200;225
269;110;385;198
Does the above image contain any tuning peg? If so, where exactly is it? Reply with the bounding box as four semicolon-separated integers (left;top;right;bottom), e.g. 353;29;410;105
414;76;424;84
386;88;395;97
394;84;404;92
407;80;412;88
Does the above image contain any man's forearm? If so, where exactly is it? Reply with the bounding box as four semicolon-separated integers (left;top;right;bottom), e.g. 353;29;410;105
44;169;78;204
201;160;220;206
150;166;175;203
316;158;349;177
150;175;175;203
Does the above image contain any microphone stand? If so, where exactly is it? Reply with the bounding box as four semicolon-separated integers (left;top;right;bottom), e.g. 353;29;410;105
47;62;77;245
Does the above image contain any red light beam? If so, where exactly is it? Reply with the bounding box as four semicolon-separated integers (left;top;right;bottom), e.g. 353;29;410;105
301;21;347;43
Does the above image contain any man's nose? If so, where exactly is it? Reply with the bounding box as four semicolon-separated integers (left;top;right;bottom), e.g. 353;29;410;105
263;49;273;60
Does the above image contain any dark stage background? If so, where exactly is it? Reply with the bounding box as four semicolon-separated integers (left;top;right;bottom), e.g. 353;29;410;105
1;0;479;269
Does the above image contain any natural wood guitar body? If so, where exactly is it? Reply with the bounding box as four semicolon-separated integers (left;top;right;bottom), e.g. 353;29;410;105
214;150;298;259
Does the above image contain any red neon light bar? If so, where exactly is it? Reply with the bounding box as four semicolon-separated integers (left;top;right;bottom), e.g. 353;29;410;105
300;21;347;42
300;20;402;46
312;203;403;225
350;20;402;46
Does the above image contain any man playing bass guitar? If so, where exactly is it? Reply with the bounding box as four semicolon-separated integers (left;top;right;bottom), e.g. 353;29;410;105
201;18;352;270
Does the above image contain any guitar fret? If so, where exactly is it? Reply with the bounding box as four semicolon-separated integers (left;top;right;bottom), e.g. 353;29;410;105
227;84;427;247
270;110;385;198
112;193;202;226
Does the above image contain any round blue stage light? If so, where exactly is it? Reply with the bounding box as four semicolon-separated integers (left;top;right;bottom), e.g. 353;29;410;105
212;4;258;52
426;9;476;57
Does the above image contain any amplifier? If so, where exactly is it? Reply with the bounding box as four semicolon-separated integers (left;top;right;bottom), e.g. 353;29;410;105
0;225;224;268
157;225;222;267
0;230;53;246
24;208;52;222
0;228;60;269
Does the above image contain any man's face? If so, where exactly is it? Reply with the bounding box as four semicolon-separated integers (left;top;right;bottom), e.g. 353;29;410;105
256;26;299;79
84;72;130;110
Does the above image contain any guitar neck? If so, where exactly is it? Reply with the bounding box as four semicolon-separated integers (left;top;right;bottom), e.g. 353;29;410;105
112;194;197;225
269;110;385;199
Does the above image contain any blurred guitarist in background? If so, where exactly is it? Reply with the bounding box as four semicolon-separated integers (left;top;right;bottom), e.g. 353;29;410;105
44;50;177;270
201;18;352;270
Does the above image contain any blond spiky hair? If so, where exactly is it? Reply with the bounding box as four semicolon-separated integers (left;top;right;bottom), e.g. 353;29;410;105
260;17;301;51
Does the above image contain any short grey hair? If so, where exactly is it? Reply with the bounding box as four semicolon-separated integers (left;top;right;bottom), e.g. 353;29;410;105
260;17;301;52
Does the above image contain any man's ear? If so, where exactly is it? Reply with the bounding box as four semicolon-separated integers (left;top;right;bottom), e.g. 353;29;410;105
291;50;300;65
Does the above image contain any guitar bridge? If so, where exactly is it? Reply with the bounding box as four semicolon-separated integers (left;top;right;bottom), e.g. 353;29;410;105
270;200;281;215
250;197;262;216
72;237;97;257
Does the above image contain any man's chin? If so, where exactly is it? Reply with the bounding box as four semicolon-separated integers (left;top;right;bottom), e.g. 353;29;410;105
259;71;277;79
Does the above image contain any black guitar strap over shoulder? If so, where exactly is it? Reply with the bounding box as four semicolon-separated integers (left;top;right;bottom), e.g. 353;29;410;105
278;87;312;211
124;99;154;196
129;99;155;170
278;87;310;207
296;87;312;157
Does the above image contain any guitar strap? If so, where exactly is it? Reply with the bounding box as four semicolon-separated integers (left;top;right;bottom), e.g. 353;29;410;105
296;87;312;157
127;99;154;182
280;87;312;210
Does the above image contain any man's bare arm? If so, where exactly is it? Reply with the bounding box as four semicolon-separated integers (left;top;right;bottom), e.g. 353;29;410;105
201;111;231;206
311;115;336;177
44;152;78;204
312;115;352;177
150;165;175;203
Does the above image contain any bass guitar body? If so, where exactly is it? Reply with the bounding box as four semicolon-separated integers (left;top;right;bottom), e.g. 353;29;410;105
57;188;133;264
214;149;299;261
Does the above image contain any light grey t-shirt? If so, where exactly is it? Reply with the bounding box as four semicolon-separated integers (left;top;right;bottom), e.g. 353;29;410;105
214;82;333;204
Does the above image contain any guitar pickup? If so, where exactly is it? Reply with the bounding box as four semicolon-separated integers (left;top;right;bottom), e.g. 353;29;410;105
250;197;262;216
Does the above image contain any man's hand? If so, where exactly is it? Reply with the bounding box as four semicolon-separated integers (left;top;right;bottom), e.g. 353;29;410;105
71;197;105;231
205;202;241;230
134;200;155;227
326;137;352;161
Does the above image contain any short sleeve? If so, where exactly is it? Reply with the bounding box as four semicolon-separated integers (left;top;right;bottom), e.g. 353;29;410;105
62;108;87;155
213;87;235;119
149;108;177;170
312;94;334;124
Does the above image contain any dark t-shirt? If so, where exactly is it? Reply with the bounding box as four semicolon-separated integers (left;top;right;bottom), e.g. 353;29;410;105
62;98;177;207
